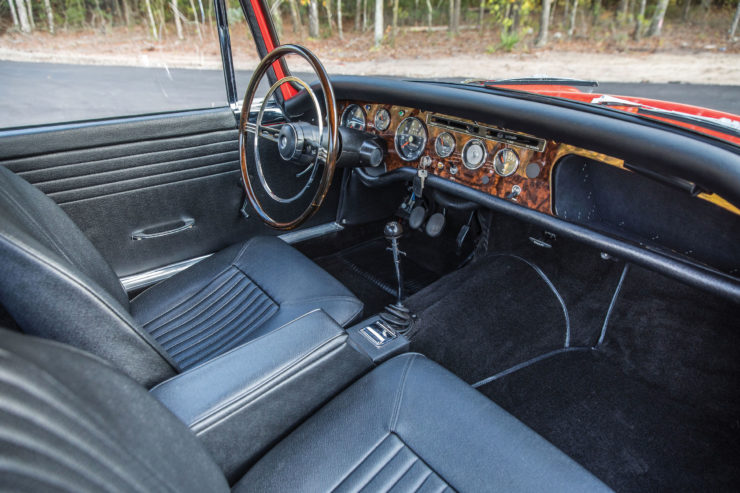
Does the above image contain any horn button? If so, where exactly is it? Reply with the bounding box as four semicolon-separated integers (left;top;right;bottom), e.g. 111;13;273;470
278;123;304;161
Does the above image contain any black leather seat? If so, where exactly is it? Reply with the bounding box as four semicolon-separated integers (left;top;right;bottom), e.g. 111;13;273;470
0;328;612;492
0;165;362;387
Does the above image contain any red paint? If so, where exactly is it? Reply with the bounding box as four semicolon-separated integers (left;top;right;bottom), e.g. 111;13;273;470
486;83;740;146
249;0;297;99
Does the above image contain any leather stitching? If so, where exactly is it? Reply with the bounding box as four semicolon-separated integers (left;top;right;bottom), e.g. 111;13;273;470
0;234;179;372
390;355;417;433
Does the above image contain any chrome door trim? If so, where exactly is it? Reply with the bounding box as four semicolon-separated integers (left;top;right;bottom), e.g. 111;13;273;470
120;222;343;292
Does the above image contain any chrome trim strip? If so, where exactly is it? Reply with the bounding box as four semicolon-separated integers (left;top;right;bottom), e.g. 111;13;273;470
121;222;343;292
425;113;547;152
278;222;344;244
121;254;213;292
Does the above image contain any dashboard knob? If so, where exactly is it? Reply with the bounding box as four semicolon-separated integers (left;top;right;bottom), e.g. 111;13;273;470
449;165;458;175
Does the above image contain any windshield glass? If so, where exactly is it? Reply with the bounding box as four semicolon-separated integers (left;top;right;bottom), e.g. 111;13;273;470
262;0;740;139
1;0;739;134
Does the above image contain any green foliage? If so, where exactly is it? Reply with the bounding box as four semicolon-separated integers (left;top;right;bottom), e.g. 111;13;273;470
499;29;519;50
227;6;243;23
64;0;86;27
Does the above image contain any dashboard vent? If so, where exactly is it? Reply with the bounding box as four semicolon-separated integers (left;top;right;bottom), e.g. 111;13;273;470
427;114;546;152
428;115;480;134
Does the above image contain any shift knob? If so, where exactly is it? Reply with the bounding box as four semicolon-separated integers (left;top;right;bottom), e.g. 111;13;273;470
384;221;403;239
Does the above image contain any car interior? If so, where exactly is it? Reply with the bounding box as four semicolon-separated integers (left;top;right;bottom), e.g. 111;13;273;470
1;3;739;491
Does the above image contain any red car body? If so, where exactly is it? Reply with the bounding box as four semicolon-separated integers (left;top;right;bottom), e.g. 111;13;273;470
490;83;740;146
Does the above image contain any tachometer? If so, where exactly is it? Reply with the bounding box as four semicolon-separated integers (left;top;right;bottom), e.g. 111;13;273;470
394;117;427;162
341;104;366;131
462;139;487;170
435;132;455;158
374;108;391;131
493;148;520;176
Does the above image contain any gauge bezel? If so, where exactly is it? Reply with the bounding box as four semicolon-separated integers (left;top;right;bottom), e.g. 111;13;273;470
341;104;366;131
434;132;456;158
374;108;391;131
493;148;520;177
461;139;488;170
394;116;428;162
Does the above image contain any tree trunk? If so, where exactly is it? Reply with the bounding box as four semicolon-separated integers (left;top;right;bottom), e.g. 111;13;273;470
591;0;600;21
478;0;484;28
8;0;19;27
288;0;302;34
535;0;552;46
730;0;740;38
426;0;432;28
563;0;570;28
374;0;383;46
512;0;521;30
391;0;398;38
271;0;283;36
172;0;184;39
448;0;453;31
453;0;461;32
145;0;158;38
24;0;34;29
324;0;334;34
43;0;54;32
121;0;132;26
681;0;691;22
355;0;360;29
362;0;367;31
646;0;669;36
14;0;31;32
632;0;646;40
309;0;319;36
338;0;343;38
188;0;202;39
567;0;578;36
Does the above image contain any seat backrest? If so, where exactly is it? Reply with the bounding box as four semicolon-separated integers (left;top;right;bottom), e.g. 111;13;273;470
0;166;176;387
0;328;230;492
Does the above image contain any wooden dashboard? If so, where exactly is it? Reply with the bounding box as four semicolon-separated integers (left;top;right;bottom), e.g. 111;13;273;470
340;101;740;217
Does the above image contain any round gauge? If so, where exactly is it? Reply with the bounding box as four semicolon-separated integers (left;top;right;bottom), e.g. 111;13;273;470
462;139;487;170
394;117;428;162
434;132;456;158
374;108;391;131
341;104;366;131
493;148;520;176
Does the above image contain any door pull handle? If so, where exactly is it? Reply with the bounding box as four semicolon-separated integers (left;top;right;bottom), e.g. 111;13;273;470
131;218;195;240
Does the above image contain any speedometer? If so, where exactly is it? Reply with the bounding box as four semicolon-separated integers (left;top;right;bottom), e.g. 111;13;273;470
394;117;427;161
341;104;366;131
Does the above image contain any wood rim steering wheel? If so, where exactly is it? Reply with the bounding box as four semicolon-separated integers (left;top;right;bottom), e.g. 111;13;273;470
238;44;339;230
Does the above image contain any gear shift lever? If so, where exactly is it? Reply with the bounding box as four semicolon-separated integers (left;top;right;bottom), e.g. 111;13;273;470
384;221;405;304
380;221;414;336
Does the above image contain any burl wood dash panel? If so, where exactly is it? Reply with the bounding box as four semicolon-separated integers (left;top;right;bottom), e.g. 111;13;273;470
342;101;740;218
344;101;558;215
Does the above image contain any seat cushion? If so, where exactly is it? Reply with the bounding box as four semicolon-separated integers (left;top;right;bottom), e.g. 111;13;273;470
130;236;363;370
237;353;612;492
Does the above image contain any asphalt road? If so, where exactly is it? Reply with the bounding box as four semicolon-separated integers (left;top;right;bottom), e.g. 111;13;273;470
1;60;739;128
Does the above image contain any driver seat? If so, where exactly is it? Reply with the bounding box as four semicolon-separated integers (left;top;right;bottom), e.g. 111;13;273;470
0;165;363;388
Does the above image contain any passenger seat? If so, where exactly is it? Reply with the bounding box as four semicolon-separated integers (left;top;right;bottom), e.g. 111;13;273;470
0;328;611;492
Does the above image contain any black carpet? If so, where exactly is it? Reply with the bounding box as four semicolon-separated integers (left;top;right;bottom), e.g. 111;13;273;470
314;237;441;317
406;253;570;384
479;349;740;492
403;210;740;491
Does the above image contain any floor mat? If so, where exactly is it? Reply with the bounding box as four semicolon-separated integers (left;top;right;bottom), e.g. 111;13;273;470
406;254;570;384
478;349;740;492
314;238;440;316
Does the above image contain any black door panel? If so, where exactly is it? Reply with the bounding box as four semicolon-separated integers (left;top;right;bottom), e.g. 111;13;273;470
0;108;337;278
